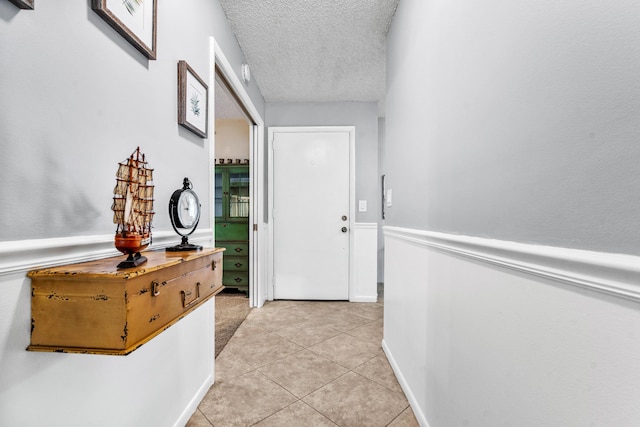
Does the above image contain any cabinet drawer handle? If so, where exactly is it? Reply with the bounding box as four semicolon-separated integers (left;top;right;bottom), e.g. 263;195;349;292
152;281;166;297
234;248;243;253
234;262;243;268
212;260;217;270
234;277;242;283
181;282;201;309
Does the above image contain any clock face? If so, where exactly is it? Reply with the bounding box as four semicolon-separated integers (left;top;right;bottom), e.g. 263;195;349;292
174;189;200;229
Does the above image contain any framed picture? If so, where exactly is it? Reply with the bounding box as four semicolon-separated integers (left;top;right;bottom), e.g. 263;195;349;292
92;0;157;60
7;0;34;9
178;60;209;138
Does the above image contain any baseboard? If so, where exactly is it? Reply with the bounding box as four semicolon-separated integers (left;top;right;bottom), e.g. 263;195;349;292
0;229;213;276
174;371;214;427
350;296;378;303
384;226;640;302
382;339;430;427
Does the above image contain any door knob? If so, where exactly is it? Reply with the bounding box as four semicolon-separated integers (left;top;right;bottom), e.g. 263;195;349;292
341;227;348;233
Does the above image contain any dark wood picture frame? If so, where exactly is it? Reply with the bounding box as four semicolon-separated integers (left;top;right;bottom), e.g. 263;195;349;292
92;0;157;60
178;60;209;138
7;0;34;9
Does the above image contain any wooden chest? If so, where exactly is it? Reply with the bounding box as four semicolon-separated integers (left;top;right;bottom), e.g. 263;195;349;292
27;248;225;355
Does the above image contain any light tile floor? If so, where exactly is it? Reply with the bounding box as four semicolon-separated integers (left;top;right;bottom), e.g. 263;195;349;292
187;297;419;427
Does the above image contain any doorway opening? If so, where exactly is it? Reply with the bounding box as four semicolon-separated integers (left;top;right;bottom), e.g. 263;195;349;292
211;38;266;314
214;69;252;298
212;59;262;352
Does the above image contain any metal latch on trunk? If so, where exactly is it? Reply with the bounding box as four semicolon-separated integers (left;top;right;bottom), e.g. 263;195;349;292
152;281;166;297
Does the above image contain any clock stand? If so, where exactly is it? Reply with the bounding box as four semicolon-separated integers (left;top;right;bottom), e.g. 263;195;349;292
167;177;203;252
167;235;202;252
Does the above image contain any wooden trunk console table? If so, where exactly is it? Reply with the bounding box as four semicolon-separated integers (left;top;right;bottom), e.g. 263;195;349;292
27;248;225;355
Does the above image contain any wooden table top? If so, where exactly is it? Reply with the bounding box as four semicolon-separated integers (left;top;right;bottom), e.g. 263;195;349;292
28;247;226;279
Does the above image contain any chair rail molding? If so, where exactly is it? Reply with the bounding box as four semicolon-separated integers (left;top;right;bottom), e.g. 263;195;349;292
0;229;213;276
384;226;640;302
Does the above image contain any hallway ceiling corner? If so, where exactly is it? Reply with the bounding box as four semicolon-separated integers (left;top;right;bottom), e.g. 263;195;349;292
217;0;400;104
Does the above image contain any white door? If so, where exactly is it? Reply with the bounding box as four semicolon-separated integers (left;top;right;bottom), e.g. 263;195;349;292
271;128;353;300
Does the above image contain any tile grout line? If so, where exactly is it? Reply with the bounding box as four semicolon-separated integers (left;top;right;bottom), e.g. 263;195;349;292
196;297;416;427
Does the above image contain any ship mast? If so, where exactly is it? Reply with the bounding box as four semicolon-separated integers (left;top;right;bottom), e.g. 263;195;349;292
112;147;154;236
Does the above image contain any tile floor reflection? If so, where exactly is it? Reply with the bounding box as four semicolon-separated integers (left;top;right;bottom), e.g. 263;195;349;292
187;296;418;427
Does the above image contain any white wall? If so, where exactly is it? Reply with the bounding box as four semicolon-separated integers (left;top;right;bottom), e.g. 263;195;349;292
0;0;265;242
384;0;640;254
1;270;215;427
0;1;265;425
384;0;640;425
215;118;250;161
352;223;378;303
266;103;381;301
384;230;640;427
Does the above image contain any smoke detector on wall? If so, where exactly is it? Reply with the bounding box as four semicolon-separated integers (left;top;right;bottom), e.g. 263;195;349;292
241;64;251;83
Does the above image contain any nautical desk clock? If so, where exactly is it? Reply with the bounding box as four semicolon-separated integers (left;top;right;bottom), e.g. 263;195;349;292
167;177;202;251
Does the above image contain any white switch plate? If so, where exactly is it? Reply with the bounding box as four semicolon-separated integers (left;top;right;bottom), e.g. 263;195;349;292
386;189;393;207
359;200;367;212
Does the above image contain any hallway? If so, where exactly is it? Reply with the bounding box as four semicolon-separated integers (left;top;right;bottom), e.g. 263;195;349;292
187;298;418;426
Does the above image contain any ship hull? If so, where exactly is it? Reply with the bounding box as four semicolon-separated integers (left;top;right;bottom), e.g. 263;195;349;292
115;233;151;255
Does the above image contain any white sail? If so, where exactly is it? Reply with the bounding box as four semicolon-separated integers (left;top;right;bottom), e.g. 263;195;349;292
123;187;133;226
114;179;128;195
112;147;154;235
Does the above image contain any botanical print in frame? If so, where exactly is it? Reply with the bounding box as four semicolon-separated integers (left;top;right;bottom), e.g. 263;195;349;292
7;0;34;9
178;61;209;138
92;0;157;60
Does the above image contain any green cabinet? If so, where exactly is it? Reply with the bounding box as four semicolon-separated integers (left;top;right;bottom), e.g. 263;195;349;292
215;164;249;294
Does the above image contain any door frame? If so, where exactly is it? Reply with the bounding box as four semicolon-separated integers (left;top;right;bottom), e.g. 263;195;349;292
267;126;356;301
210;38;266;308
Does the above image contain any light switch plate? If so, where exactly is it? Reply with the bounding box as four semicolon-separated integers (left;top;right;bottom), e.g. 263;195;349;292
359;200;367;212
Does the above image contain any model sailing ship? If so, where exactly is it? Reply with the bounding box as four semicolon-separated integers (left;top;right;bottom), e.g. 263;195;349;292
111;147;154;268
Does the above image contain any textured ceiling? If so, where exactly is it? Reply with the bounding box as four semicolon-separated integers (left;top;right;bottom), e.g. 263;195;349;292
218;0;400;103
